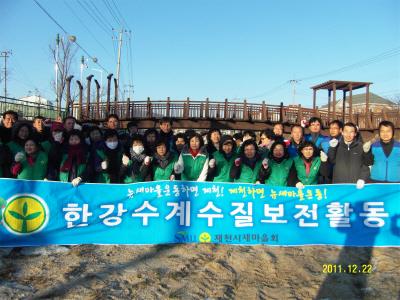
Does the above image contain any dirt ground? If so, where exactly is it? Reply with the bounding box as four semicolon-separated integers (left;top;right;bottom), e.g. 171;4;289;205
0;244;399;300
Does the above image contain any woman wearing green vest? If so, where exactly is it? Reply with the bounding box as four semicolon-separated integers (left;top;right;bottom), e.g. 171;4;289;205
230;139;264;183
59;129;88;186
11;138;48;180
292;141;329;189
208;135;237;182
260;141;294;186
94;129;125;183
174;133;209;182
121;134;149;183
7;122;33;157
142;139;178;181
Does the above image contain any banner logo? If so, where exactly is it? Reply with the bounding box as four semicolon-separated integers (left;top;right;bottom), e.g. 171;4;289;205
2;194;49;235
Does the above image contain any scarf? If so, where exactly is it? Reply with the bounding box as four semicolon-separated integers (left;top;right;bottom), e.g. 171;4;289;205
60;145;85;172
190;148;200;157
154;151;171;169
242;156;258;169
129;148;146;174
303;158;312;175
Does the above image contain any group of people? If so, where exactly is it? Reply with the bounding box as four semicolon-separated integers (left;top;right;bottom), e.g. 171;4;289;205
0;110;398;188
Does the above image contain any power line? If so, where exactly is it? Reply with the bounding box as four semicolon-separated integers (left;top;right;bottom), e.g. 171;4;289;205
64;1;113;58
33;0;109;73
110;0;130;30
298;47;400;82
88;0;114;30
102;0;122;28
77;0;110;36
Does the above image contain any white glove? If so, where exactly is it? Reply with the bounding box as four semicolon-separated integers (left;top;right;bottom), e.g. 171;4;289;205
363;141;372;153
320;151;328;162
71;177;82;187
144;156;152;166
329;138;339;148
15;152;25;162
296;182;305;189
356;179;365;189
262;158;269;169
170;174;175;181
174;163;184;174
255;180;260;184
209;159;216;168
101;160;108;170
122;155;130;166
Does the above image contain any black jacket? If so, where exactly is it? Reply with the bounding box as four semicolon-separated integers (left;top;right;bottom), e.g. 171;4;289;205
328;137;372;183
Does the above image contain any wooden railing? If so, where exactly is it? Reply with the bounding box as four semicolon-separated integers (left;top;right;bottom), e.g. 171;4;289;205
70;98;400;130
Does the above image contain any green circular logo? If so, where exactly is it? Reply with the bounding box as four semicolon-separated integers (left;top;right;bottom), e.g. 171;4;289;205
2;194;49;235
199;232;211;243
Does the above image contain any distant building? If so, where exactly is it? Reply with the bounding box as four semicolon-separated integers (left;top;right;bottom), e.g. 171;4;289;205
20;95;54;108
320;93;397;113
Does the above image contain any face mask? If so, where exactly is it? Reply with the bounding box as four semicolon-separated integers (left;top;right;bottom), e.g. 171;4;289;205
132;145;144;154
106;141;118;150
53;132;63;142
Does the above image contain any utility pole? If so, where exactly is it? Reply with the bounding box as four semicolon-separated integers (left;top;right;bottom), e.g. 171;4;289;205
289;79;298;105
1;50;12;98
114;29;129;87
124;84;134;100
55;34;60;115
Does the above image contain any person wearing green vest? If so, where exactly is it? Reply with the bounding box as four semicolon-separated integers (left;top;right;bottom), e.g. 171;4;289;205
260;141;294;186
7;122;32;157
59;129;89;186
174;133;209;182
208;135;237;182
230;139;264;183
94;129;124;183
292;141;329;189
142;139;178;181
11;138;48;180
121;134;149;183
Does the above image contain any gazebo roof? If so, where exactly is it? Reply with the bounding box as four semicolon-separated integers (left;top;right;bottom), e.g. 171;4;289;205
311;80;372;92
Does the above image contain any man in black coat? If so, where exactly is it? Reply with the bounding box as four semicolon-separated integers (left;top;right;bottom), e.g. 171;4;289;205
328;122;372;188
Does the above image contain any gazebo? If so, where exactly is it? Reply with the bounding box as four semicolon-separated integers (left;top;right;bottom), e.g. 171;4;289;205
311;80;372;126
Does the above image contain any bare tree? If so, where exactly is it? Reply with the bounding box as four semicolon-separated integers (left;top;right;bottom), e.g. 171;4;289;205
49;35;78;115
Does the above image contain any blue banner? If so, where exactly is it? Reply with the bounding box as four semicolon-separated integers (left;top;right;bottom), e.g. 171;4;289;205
0;179;399;246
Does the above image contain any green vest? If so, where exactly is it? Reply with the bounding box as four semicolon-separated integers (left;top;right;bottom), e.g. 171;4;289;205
265;158;293;186
213;151;237;182
234;160;262;183
7;141;24;157
96;149;123;183
41;140;52;154
181;153;207;181
293;156;321;185
18;151;48;180
153;154;178;181
59;154;87;182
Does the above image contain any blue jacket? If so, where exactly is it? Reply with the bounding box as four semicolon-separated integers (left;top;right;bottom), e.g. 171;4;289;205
305;133;329;149
370;140;400;182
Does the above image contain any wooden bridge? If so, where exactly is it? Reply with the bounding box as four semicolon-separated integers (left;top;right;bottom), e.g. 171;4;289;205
2;76;398;131
64;76;399;130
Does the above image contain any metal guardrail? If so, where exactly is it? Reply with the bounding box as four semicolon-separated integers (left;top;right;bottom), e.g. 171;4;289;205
0;96;66;120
